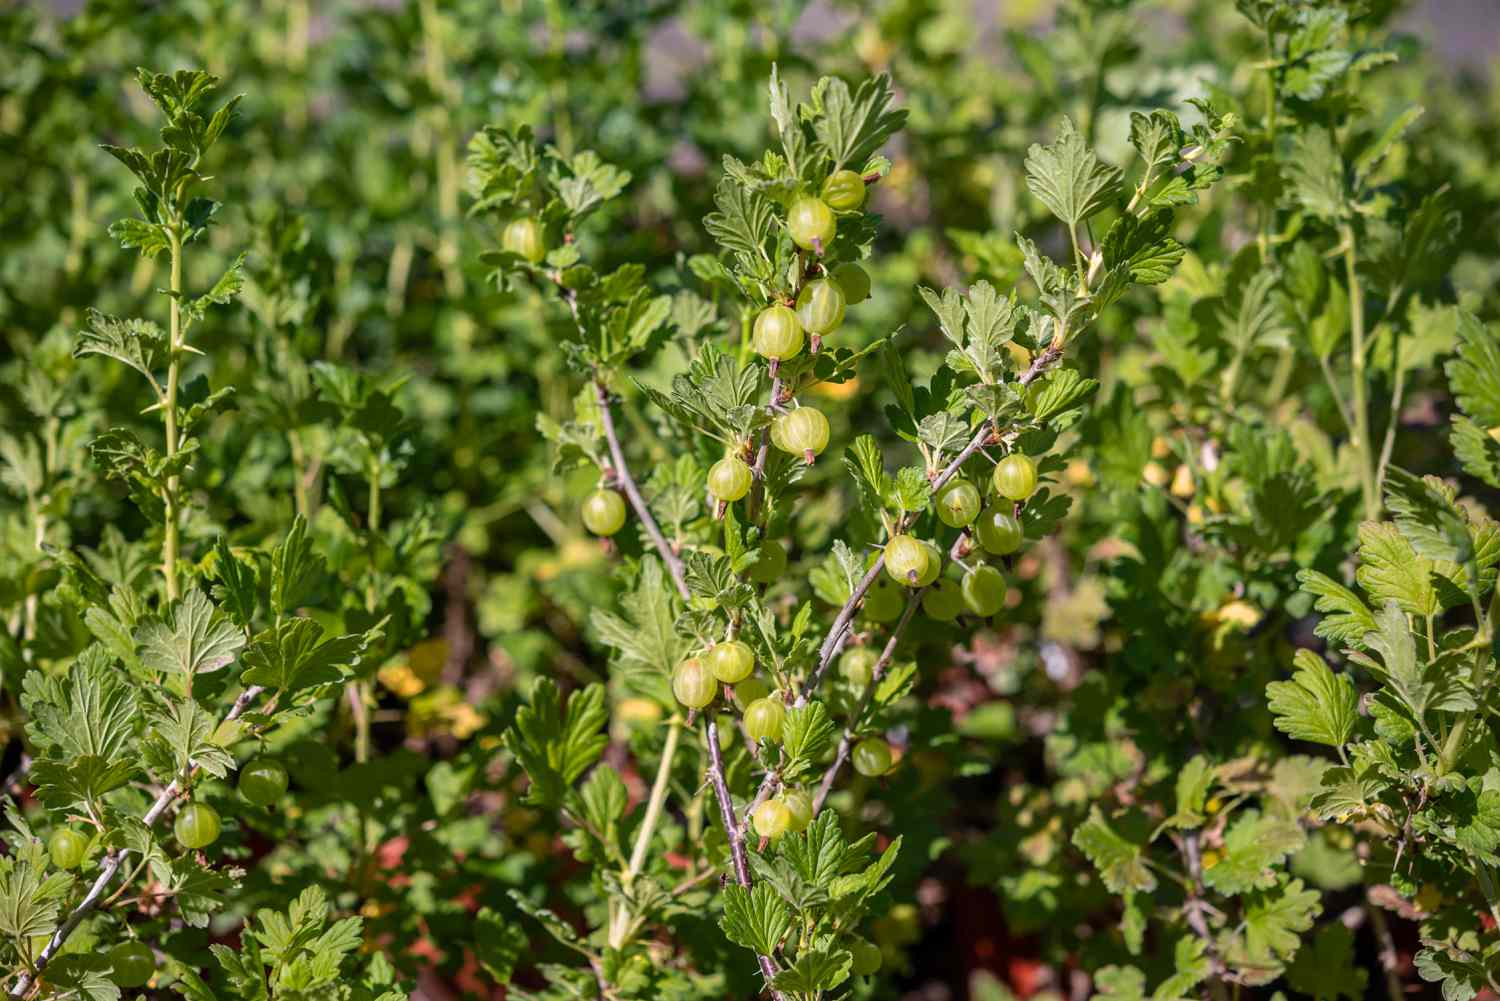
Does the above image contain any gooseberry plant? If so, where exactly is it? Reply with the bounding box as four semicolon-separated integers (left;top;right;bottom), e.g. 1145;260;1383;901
469;63;1229;998
0;69;425;999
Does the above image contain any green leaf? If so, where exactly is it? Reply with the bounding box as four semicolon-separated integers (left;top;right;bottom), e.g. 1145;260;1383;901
74;310;165;387
1297;569;1377;646
1204;811;1305;896
1026;367;1098;422
0;858;71;943
591;558;686;704
807;73;906;171
779;702;836;780
137;589;246;677
149;697;234;780
1241;878;1320;972
1447;311;1500;427
269;516;327;617
1286;127;1346;220
1286;922;1368;1001
503;680;609;809
1267;649;1359;748
720;883;793;957
473;907;527;985
1024;117;1122;227
1356;522;1439;617
1346;600;1434;724
1073;806;1156;894
770;948;851;994
240;619;371;693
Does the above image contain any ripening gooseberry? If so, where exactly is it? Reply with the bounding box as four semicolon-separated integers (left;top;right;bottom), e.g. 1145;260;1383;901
581;488;627;536
238;757;289;807
672;658;718;709
502;217;546;263
787;196;837;251
832;261;871;304
913;541;942;587
992;453;1038;500
796;278;846;337
782;788;815;832
777;407;830;461
48;828;88;870
707;640;755;684
936;479;981;528
752;304;804;361
107;941;156;989
707;456;753;502
733;677;771;709
961;564;1006;617
752;798;792;839
922;578;964;621
748;539;788;583
884;534;929;586
974;506;1024;555
852;737;894;777
174;802;221;850
849;937;883;976
744;697;786;743
862;578;905;622
821;169;867;212
840;647;878;688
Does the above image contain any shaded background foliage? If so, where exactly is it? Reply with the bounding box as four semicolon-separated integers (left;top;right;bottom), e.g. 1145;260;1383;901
3;1;1499;999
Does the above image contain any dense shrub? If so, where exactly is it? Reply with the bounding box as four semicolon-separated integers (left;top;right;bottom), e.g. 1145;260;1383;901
2;2;1499;999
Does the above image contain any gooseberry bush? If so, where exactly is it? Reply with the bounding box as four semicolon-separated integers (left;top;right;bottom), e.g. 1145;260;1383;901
468;56;1232;994
4;1;1500;999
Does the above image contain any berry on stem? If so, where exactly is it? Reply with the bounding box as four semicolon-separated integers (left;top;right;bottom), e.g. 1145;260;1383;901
708;456;753;503
672;658;717;709
707;640;755;683
781;788;815;831
914;540;942;587
107;941;155;988
852;737;894;777
821;169;867;212
581;488;627;536
992;453;1039;500
747;539;787;583
776;407;830;463
787;196;836;253
174;802;221;850
884;534;929;586
744;697;786;743
832;261;871;304
48;828;88;870
752;304;804;363
922;578;964;621
796;278;846;347
732;677;771;709
502;216;546;263
861;577;905;622
752;798;792;839
962;564;1006;617
239;757;289;806
936;478;981;527
975;505;1024;555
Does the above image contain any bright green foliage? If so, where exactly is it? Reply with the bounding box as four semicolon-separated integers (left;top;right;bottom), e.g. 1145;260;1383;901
2;0;1496;997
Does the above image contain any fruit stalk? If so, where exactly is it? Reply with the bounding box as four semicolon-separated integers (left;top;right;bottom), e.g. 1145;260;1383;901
8;684;266;999
162;227;184;600
703;716;784;994
814;588;922;812
608;717;684;948
594;381;689;601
